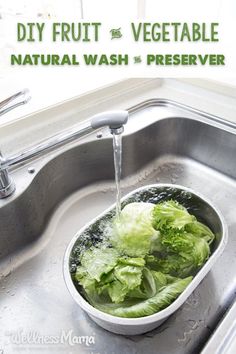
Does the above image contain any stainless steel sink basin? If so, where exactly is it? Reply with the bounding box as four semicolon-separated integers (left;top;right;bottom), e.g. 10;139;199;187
1;99;236;353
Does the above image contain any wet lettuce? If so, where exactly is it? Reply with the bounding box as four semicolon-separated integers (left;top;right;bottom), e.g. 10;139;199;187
152;200;195;230
73;200;215;318
89;276;192;318
111;202;160;257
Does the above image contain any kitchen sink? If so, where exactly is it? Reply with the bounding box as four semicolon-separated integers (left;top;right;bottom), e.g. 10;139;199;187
0;99;236;353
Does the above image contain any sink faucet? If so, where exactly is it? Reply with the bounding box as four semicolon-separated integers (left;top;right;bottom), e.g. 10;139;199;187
0;89;31;199
0;90;129;199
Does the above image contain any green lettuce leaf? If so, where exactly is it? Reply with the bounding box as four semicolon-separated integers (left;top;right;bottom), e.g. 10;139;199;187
185;220;215;244
146;253;196;277
79;247;119;282
111;202;160;257
161;230;210;267
74;266;97;295
90;276;192;318
152;200;195;230
146;226;210;277
128;268;167;299
118;257;145;267
107;263;143;303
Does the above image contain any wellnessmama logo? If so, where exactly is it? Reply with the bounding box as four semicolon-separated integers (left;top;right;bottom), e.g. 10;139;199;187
5;328;95;349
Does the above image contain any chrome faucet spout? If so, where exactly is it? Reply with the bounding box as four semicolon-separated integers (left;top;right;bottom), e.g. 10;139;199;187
91;110;128;131
0;105;129;199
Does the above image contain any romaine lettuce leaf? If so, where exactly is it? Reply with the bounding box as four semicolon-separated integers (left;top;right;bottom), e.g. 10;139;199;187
90;276;192;318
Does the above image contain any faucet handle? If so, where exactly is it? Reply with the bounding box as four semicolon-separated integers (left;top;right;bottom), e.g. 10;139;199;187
91;110;129;132
0;89;31;117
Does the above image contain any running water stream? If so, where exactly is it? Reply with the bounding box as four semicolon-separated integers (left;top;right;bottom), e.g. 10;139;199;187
112;133;122;216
